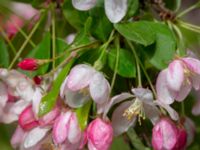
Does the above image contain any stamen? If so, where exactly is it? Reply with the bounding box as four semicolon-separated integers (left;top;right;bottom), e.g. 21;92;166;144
123;98;145;125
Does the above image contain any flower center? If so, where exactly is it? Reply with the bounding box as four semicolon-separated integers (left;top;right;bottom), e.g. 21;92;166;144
123;98;145;125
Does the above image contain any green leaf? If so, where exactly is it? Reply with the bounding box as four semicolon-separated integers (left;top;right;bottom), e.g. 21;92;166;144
26;32;51;75
89;5;113;42
108;48;136;78
0;40;9;67
63;1;89;30
55;38;70;65
127;0;139;18
38;61;73;117
75;101;92;130
114;21;156;46
127;128;151;150
111;136;130;150
144;23;176;69
73;17;92;46
164;0;181;11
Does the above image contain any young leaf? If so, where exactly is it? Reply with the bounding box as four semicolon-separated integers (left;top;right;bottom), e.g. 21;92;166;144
126;0;139;18
0;40;9;67
38;61;73;117
114;21;156;46
26;32;51;75
144;23;176;69
75;101;92;130
108;48;136;78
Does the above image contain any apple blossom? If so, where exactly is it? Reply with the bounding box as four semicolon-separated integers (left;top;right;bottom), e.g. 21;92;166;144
156;57;200;104
106;88;160;136
60;64;110;110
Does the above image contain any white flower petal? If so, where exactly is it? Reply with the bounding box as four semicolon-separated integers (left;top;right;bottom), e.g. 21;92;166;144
173;83;192;101
156;69;174;104
0;81;8;108
72;0;96;11
32;88;42;118
166;60;184;91
89;72;110;104
143;103;160;125
155;101;179;121
111;101;136;136
68;112;81;144
132;88;153;102
105;0;128;23
103;93;133;117
66;64;95;91
64;88;90;108
23;127;49;148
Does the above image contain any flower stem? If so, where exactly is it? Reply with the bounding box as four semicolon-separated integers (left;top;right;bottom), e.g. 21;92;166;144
127;128;150;150
177;1;200;18
110;36;120;91
127;40;142;87
181;101;185;116
0;26;16;54
127;40;156;96
51;6;56;69
8;10;45;69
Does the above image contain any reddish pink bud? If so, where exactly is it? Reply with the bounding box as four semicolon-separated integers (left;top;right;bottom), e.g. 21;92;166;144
18;58;38;71
33;76;42;85
18;105;39;131
175;126;187;150
152;118;187;150
87;118;113;150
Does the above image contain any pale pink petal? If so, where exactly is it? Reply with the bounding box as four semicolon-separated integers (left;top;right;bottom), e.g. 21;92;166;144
192;100;200;115
155;101;179;121
88;140;97;150
166;60;184;91
11;126;26;149
105;0;128;23
111;101;136;136
103;93;133;117
143;103;160;125
63;88;90;108
52;111;72;144
16;78;34;102
32;88;42;118
67;112;81;144
23;127;50;148
79;131;87;149
39;105;60;126
61;140;80;150
72;0;96;11
18;105;39;131
89;72;110;104
156;69;174;104
11;2;38;20
182;57;200;75
0;100;29;124
173;83;192;101
60;76;68;98
183;117;196;146
132;88;153;101
191;75;200;90
66;64;95;91
0;81;8;108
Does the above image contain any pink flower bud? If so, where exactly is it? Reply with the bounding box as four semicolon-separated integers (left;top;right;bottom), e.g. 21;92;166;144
18;105;39;131
18;58;38;71
87;118;113;150
152;118;187;150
